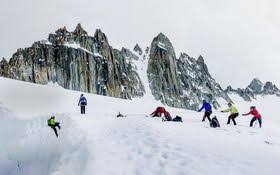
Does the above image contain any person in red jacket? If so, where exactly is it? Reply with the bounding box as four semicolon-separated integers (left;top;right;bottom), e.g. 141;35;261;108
242;106;262;128
151;107;166;117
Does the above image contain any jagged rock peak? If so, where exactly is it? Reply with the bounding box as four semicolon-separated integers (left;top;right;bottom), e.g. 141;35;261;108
180;53;190;58
225;85;233;91
55;26;69;35
73;23;88;36
197;55;204;63
156;32;168;40
248;78;263;93
149;33;176;62
152;33;173;51
121;47;139;61
263;81;280;96
94;29;108;43
133;44;143;55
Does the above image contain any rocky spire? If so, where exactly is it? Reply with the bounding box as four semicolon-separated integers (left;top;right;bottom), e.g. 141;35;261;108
73;23;88;36
133;44;143;55
48;26;70;45
263;82;280;95
147;33;183;108
147;33;231;110
93;29;113;60
247;78;263;94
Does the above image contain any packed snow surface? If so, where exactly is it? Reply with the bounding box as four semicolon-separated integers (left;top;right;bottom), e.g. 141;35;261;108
0;77;280;175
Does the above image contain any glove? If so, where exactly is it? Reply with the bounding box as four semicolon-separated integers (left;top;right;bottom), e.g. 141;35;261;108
221;111;224;113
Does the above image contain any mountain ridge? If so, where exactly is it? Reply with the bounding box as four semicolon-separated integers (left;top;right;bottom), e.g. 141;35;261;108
1;24;279;110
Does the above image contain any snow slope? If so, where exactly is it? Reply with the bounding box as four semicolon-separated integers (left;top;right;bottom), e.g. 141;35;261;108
0;77;280;175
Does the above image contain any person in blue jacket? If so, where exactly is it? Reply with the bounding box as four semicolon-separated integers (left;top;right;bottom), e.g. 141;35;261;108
198;100;212;122
78;94;87;114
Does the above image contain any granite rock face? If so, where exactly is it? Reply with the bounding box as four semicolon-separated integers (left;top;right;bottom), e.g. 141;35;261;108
0;24;145;99
147;33;231;110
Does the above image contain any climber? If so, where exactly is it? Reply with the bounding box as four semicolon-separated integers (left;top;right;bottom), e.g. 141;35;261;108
198;100;212;122
242;106;262;128
221;102;239;125
47;116;61;137
150;106;166;117
78;94;87;114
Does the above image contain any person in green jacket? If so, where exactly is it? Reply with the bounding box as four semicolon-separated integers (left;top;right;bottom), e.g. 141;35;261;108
47;116;61;137
221;102;239;125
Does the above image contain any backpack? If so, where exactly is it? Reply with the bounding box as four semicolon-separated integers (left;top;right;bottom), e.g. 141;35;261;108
80;97;87;106
210;116;220;128
172;116;183;122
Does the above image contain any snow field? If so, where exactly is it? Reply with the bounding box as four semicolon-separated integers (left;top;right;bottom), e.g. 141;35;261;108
0;77;280;175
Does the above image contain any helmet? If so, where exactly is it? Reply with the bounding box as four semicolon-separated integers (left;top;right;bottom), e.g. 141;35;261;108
51;116;55;119
227;102;232;107
250;106;256;109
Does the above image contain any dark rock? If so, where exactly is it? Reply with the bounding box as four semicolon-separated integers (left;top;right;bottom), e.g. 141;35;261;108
133;44;143;55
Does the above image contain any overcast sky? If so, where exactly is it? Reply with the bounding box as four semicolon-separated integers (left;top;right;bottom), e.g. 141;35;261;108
1;0;279;88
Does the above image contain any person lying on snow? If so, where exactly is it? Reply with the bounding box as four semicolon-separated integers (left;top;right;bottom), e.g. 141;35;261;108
198;100;212;122
117;112;125;118
242;106;262;128
150;106;166;117
221;102;239;126
47;116;61;137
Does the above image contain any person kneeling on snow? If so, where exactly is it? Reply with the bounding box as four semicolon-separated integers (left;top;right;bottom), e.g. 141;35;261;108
221;102;239;125
78;94;87;114
48;116;61;137
242;106;262;128
150;106;166;117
